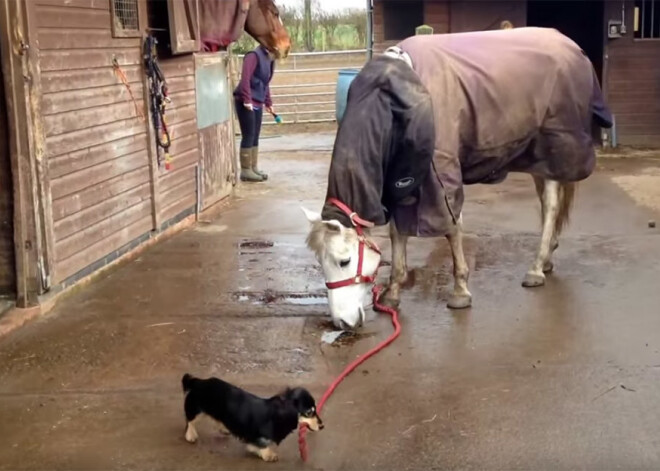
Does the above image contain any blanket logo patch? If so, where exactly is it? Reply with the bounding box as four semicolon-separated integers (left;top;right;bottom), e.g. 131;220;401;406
395;177;415;189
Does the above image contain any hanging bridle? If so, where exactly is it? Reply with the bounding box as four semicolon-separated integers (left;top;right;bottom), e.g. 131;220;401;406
324;198;382;290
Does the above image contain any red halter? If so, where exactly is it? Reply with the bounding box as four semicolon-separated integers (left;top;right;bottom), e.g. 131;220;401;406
324;198;382;290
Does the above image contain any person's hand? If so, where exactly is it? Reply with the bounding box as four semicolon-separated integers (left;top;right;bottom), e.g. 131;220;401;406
243;102;254;111
266;105;274;115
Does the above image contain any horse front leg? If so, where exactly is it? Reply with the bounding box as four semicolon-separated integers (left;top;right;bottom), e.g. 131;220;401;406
446;215;472;309
381;222;408;308
523;178;560;287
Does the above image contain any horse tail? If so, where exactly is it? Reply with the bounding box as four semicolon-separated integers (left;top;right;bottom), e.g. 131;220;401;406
555;182;576;236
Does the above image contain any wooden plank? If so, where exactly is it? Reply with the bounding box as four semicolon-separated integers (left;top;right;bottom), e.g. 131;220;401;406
160;193;195;225
49;133;147;179
38;27;138;50
50;149;148;199
168;90;196;110
40;48;141;72
608;80;660;93
55;198;152;262
169;119;196;142
0;0;42;304
47;117;145;157
42;65;141;93
160;177;195;204
165;103;196;126
160;55;195;78
43;82;144;116
168;133;198;156
168;148;198;170
55;217;152;283
26;0;57;292
35;0;108;9
167;75;195;93
36;4;110;29
44;98;144;136
159;160;196;190
54;183;151;241
52;166;149;221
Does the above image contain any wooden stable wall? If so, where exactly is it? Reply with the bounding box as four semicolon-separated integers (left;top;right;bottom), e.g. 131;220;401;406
33;0;202;286
36;0;153;283
604;1;660;147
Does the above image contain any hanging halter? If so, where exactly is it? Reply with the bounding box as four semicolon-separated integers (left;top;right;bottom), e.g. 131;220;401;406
324;198;382;290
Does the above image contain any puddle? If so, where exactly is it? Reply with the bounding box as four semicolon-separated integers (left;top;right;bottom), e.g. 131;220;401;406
234;290;327;305
316;320;377;347
239;240;275;249
239;239;276;254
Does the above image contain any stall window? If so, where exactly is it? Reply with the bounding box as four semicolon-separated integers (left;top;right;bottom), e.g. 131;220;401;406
111;0;146;38
383;1;424;40
635;0;660;39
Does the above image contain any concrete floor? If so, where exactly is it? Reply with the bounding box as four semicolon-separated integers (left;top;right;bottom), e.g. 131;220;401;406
1;133;660;470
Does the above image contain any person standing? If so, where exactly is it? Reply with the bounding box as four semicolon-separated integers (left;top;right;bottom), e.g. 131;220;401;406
234;45;276;182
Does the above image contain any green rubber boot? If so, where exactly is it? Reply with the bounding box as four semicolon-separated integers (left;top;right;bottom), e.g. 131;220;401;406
240;148;263;182
251;147;268;181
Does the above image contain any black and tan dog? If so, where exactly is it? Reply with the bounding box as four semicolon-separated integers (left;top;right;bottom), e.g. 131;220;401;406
181;374;323;462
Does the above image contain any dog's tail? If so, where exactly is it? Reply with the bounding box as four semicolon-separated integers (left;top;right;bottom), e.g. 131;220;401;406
182;373;198;393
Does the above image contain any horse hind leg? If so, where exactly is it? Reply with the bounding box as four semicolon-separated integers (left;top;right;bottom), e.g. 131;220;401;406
446;214;472;309
524;178;575;287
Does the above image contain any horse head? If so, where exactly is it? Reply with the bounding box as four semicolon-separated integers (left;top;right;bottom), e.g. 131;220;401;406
245;0;291;59
302;207;382;330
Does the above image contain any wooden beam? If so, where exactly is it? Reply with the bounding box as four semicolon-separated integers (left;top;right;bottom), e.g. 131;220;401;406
0;0;42;305
25;0;55;291
142;33;161;231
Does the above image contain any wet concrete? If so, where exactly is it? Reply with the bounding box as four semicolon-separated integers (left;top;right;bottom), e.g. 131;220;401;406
1;134;660;469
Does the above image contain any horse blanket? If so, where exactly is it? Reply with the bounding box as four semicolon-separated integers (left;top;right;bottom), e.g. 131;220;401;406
323;27;613;237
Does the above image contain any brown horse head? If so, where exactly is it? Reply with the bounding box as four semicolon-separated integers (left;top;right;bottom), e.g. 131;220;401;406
245;0;291;59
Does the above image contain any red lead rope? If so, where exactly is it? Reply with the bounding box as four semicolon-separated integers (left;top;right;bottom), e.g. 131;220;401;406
298;284;401;461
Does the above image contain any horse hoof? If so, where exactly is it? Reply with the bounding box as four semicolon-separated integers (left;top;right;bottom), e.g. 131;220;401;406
543;261;554;273
447;294;472;309
522;272;545;288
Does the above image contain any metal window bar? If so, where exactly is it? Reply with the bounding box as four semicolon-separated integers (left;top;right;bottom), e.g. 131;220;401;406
230;49;368;125
652;0;656;37
638;0;660;38
114;0;139;31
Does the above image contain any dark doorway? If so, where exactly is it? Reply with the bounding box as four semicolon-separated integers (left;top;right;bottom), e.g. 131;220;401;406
0;57;16;300
527;0;605;82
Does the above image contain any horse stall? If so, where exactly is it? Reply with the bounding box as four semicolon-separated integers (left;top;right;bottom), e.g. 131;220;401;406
371;0;660;147
0;0;238;309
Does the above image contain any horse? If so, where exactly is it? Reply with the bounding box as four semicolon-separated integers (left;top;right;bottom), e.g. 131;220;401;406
200;0;291;58
303;27;613;330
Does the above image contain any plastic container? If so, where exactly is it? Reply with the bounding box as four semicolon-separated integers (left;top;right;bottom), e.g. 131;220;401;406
335;68;360;124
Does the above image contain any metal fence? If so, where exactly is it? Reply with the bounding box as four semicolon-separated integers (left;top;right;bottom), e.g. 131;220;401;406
230;49;367;125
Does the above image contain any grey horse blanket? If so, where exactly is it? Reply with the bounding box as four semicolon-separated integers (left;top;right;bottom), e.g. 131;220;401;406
323;27;612;237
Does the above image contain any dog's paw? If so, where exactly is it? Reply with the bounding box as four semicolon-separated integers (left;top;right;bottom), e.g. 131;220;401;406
184;424;198;444
260;449;279;462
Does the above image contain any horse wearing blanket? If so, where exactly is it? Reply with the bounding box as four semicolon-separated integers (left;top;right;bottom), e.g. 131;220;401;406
303;27;613;330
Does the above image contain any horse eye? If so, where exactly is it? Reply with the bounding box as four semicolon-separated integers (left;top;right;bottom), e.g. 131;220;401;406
339;259;350;268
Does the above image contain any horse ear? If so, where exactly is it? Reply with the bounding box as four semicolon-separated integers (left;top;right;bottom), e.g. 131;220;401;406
301;206;321;223
323;220;345;233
